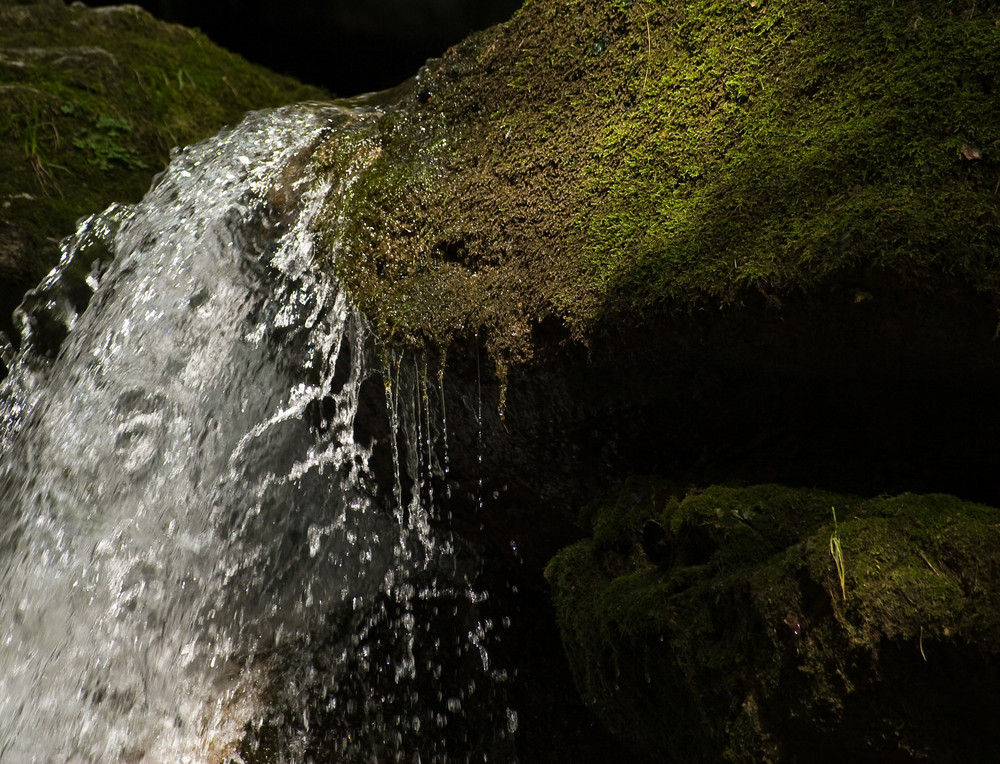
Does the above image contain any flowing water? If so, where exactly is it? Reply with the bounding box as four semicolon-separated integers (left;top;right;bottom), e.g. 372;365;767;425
0;104;513;762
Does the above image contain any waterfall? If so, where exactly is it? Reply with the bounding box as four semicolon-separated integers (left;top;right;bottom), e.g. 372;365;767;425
0;104;513;762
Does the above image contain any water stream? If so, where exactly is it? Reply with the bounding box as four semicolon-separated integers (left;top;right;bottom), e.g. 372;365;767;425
0;104;512;762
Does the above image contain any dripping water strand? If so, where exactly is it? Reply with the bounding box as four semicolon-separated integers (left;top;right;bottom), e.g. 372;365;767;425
475;332;484;515
418;355;434;516
437;351;452;504
383;349;408;538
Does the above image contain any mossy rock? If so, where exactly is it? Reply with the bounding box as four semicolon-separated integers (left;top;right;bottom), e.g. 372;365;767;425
0;0;328;343
546;483;1000;762
314;0;1000;366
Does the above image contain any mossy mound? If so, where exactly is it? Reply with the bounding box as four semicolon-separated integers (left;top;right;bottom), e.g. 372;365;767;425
315;0;1000;365
545;483;1000;762
0;0;328;342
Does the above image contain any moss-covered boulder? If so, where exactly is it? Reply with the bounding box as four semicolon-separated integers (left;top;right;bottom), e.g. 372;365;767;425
304;6;1000;754
307;13;1000;755
314;0;1000;366
0;0;328;343
546;483;1000;761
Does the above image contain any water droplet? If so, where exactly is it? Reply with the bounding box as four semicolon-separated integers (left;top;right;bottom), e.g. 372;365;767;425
506;708;518;734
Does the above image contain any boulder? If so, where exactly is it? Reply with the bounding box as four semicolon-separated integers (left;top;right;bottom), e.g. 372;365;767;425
315;0;1000;366
546;483;1000;761
304;2;1000;755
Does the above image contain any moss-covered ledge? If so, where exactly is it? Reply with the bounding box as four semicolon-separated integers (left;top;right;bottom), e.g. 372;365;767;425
545;482;1000;762
314;0;1000;366
0;0;328;342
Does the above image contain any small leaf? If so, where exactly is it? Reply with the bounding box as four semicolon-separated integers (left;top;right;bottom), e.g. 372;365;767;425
961;143;982;160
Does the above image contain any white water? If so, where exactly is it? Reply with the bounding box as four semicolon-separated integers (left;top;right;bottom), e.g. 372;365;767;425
0;104;510;762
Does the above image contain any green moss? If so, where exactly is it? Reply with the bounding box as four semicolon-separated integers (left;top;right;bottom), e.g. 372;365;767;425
582;0;1000;315
314;0;1000;366
0;0;328;292
546;483;1000;760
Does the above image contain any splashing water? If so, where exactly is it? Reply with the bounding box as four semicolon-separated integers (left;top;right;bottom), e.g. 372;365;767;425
0;104;512;762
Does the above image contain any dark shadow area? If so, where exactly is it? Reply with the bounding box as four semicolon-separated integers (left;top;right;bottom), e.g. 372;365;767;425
421;284;1000;760
472;282;1000;519
73;0;524;95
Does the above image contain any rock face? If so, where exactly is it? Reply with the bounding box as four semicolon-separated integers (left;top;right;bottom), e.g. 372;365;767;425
314;0;1000;364
305;0;1000;758
546;484;1000;762
0;0;327;347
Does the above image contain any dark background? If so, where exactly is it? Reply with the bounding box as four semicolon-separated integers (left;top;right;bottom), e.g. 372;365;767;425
74;0;524;95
